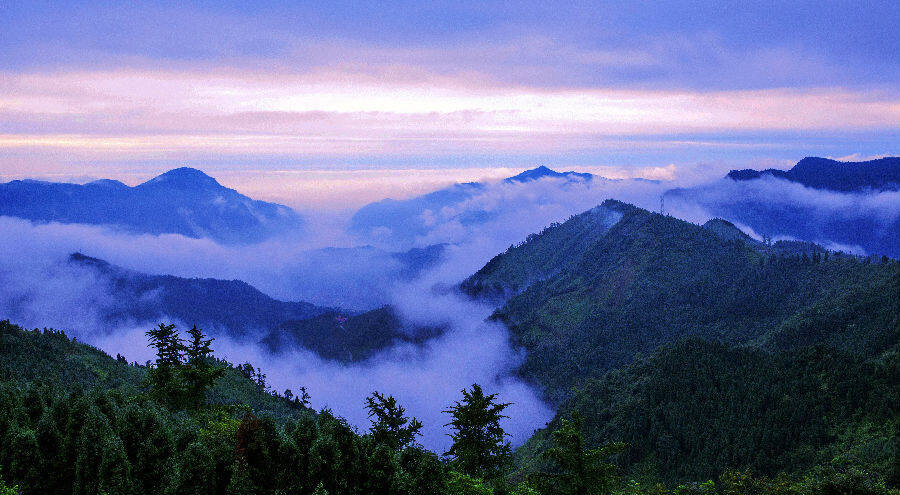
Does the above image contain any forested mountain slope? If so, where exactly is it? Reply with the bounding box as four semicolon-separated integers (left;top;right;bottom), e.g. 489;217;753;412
465;200;898;403
517;339;899;484
68;252;332;339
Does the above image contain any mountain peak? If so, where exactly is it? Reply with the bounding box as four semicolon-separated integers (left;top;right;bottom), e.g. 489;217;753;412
505;166;593;183
140;167;221;189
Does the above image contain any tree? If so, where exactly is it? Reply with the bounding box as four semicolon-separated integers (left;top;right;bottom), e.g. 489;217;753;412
443;384;512;481
0;472;17;495
145;323;185;406
365;391;423;451
182;325;224;408
529;412;626;495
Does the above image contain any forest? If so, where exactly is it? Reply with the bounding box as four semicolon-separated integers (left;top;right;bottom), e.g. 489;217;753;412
1;319;897;495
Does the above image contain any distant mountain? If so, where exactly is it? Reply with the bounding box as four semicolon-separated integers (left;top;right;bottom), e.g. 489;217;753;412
463;200;898;404
504;165;593;183
68;252;331;339
727;156;900;192
663;157;900;258
66;251;447;360
260;306;445;362
348;166;600;249
0;167;304;244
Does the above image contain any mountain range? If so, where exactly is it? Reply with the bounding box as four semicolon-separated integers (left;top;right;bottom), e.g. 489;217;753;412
348;165;631;250
65;251;445;361
0;167;304;244
665;156;900;258
727;156;900;192
463;199;898;403
458;199;897;482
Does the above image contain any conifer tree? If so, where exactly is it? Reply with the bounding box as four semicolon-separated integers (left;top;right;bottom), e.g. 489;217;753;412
182;325;224;408
145;323;185;406
365;391;423;451
529;412;626;495
443;383;512;481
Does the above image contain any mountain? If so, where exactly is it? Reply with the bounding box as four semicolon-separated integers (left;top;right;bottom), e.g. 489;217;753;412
463;200;899;403
727;156;900;192
0;167;304;244
260;306;445;362
663;157;900;258
348;166;599;249
516;339;898;484
67;252;332;339
465;200;899;484
65;252;448;360
504;165;593;183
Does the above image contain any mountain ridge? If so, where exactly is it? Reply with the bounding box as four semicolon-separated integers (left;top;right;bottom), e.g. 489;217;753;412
727;156;900;192
0;167;305;244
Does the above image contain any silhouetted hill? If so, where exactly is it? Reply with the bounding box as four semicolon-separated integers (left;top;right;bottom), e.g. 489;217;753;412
348;166;598;249
664;157;900;258
0;168;305;244
260;306;445;362
68;252;330;339
504;166;593;183
727;156;900;192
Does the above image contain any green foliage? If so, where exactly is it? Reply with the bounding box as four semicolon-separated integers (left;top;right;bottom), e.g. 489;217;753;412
517;340;898;484
146;323;225;409
616;467;900;495
183;325;227;408
529;412;626;495
365;391;423;451
0;471;18;495
446;471;494;495
466;201;897;403
444;384;513;481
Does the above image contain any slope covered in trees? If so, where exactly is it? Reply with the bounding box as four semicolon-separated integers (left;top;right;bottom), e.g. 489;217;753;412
516;339;899;485
726;156;900;192
465;200;898;403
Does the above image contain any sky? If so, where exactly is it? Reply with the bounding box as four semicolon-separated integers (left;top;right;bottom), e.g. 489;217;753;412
1;0;898;207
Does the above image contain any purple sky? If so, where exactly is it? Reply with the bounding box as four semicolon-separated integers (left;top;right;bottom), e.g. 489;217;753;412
1;1;898;205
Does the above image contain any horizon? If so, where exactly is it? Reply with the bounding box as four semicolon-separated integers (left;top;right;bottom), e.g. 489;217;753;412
2;1;898;208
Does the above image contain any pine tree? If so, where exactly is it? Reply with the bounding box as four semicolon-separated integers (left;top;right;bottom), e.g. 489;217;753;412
365;391;423;451
182;325;224;408
145;323;186;406
443;383;512;481
528;412;626;495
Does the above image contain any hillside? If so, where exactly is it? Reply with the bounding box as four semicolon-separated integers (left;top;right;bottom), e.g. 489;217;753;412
0;320;311;421
727;156;900;192
464;200;899;403
516;339;899;484
67;252;332;340
0;168;304;244
0;320;457;495
260;306;445;362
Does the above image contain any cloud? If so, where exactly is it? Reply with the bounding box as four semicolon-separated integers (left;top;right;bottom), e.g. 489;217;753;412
1;68;897;170
353;174;669;256
0;215;554;450
665;176;900;257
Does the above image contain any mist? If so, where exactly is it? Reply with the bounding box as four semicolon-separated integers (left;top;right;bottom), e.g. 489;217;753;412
2;168;897;452
664;176;900;257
